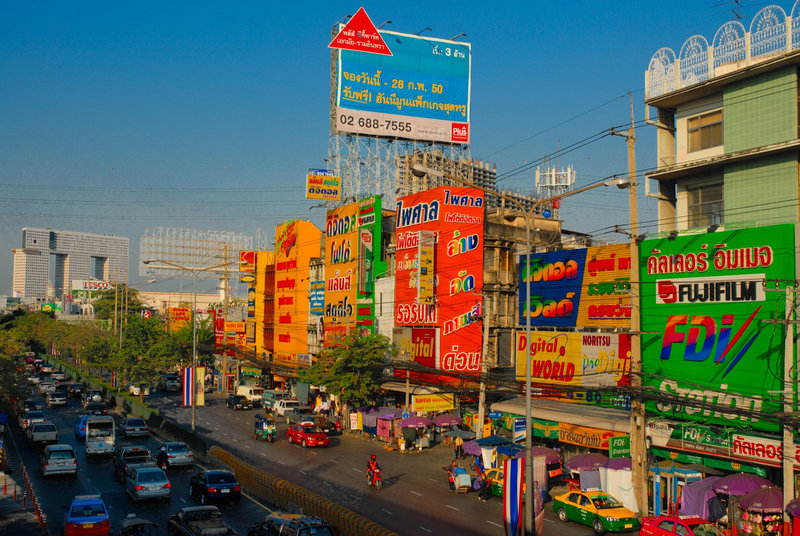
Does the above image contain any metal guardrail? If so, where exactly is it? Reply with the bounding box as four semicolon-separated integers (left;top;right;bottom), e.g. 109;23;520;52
209;446;398;536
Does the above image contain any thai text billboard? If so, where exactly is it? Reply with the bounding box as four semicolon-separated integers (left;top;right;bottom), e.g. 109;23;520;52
640;224;797;433
356;196;383;334
306;169;341;201
335;31;471;143
519;244;631;328
325;202;359;345
394;186;484;378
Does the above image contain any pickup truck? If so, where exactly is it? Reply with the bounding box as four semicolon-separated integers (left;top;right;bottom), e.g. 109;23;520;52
167;506;236;536
285;406;316;425
273;399;304;417
112;445;154;480
26;421;58;446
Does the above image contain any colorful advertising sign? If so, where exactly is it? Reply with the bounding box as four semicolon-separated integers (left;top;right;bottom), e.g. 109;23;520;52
356;196;383;334
224;321;245;333
309;281;325;315
306;169;341;201
559;422;626;450
640;224;797;433
393;327;438;368
412;393;454;413
394;186;484;377
518;244;632;328
169;307;191;332
324;202;359;345
418;230;435;304
334;26;471;144
239;250;256;273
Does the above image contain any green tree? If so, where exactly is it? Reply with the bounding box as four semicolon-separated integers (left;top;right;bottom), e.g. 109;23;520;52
299;333;397;408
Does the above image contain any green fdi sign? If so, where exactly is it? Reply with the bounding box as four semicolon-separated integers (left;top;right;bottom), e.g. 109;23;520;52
609;435;630;458
639;224;797;433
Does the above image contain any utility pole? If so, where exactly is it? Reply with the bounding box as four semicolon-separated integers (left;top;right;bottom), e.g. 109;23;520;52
783;286;795;517
475;294;490;438
612;91;646;516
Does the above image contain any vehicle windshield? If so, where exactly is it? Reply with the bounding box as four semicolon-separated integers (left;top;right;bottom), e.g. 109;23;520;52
207;473;237;484
592;495;623;509
71;504;106;518
34;424;56;432
88;422;113;437
138;470;166;483
302;426;323;433
127;419;145;426
169;444;189;453
27;411;44;419
49;450;74;459
692;524;725;536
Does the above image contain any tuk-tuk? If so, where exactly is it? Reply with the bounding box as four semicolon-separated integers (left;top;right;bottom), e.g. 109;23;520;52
254;413;276;442
119;514;159;536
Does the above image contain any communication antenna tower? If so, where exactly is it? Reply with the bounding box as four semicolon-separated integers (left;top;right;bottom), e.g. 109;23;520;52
535;156;576;218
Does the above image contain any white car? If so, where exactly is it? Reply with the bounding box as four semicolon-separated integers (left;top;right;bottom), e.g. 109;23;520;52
128;383;150;397
273;399;304;417
52;370;67;381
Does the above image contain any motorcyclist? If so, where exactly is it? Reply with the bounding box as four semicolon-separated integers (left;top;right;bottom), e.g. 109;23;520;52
367;454;380;484
156;446;169;469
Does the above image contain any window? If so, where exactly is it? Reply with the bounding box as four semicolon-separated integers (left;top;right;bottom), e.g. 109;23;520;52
688;110;723;152
687;182;723;228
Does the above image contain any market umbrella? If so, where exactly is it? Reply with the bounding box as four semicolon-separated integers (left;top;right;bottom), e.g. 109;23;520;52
528;446;561;464
475;434;508;447
565;452;609;472
443;429;476;440
713;473;773;496
602;457;631;470
377;409;403;420
786;498;800;517
738;486;784;513
679;476;721;519
463;439;482;456
433;413;463;426
400;415;432;428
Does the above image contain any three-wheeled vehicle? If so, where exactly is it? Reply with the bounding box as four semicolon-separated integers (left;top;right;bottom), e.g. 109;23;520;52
254;413;276;442
118;513;159;535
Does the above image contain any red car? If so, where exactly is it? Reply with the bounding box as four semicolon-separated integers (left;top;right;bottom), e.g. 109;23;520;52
286;423;329;448
641;516;725;536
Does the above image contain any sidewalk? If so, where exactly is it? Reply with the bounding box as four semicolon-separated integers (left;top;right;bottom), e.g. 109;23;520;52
0;430;46;535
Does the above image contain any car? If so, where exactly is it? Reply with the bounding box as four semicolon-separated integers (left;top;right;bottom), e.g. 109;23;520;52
159;374;180;392
152;441;194;467
38;381;57;395
274;399;304;416
40;363;55;374
128;383;150;397
226;394;252;410
247;513;336;536
18;399;40;413
47;389;68;407
286;422;330;448
20;410;46;431
86;402;108;415
40;444;78;477
26;371;40;383
310;415;336;435
189;470;242;506
120;417;149;438
74;415;89;440
52;370;67;381
64;494;111;536
125;467;171;504
67;383;86;398
641;515;726;536
168;506;235;536
112;445;153;480
27;421;59;446
553;489;640;533
483;467;526;499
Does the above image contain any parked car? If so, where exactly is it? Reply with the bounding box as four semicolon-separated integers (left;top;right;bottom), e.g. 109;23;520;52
189;470;241;506
286;423;330;448
167;506;235;536
247;513;335;536
27;421;59;446
641;515;725;536
74;415;89;440
152;441;194;468
285;406;315;425
553;489;640;533
159;374;180;392
274;399;304;416
310;415;337;436
226;394;252;410
125;466;171;504
40;444;78;477
20;410;46;431
112;446;153;480
47;389;68;407
120;417;149;439
67;383;86;398
64;494;110;536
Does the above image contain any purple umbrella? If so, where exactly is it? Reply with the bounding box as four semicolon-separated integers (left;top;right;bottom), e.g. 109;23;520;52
679;476;721;520
377;410;402;420
529;446;561;464
713;473;773;496
400;415;432;428
565;453;609;472
602;457;631;470
463;439;482;456
739;486;783;513
786;498;800;517
433;413;463;426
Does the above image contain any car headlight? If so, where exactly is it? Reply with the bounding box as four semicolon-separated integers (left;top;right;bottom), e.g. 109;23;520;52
604;516;616;522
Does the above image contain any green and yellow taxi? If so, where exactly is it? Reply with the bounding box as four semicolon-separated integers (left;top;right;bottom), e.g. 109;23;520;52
552;489;640;533
482;467;526;499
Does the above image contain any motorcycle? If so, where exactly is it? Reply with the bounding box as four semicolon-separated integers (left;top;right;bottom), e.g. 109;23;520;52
366;467;382;490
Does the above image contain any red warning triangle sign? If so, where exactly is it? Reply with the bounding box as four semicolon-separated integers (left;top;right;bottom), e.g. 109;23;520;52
328;7;392;56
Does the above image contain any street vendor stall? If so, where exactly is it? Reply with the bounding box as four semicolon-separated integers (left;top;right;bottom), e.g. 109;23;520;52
713;473;774;536
736;486;783;536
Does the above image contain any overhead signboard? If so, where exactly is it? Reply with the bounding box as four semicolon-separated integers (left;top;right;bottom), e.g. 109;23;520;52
640;224;797;433
324;202;360;345
239;250;256;273
328;7;392;55
412;393;454;413
306;169;341;201
309;281;325;315
225;321;245;333
333;18;471;144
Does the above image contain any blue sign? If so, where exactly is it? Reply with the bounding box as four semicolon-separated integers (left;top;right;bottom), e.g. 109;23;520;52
488;412;503;419
309;281;325;315
518;249;588;327
513;417;527;442
402;411;410;419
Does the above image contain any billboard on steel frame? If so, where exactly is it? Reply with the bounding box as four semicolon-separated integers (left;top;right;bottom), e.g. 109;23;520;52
332;20;471;144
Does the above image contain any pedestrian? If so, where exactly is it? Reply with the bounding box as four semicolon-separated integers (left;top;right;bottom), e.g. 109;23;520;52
454;435;464;459
478;472;492;502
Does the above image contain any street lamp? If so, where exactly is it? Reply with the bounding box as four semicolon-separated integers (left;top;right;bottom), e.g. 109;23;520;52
411;164;629;536
142;259;235;432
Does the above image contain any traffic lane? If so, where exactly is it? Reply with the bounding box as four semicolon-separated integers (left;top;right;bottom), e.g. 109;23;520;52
16;392;273;535
152;395;514;536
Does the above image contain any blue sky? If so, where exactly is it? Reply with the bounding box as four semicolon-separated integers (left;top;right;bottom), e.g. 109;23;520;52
0;1;774;294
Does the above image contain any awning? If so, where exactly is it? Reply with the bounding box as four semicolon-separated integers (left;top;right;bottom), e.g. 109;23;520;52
381;381;440;395
490;397;630;433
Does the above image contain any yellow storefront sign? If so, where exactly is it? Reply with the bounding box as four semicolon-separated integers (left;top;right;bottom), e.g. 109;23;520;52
558;422;626;450
412;393;454;413
224;321;245;333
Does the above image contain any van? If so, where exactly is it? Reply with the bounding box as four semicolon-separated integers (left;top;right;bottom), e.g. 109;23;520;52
236;386;264;407
260;389;289;410
40;444;77;477
85;415;116;455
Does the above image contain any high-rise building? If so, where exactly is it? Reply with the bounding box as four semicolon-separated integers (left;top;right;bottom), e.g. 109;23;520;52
12;228;129;300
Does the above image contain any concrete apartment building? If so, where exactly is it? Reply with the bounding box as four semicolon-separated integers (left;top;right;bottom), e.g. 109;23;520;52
12;228;129;301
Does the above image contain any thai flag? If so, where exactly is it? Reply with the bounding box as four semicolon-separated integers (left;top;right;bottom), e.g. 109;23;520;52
503;457;524;536
183;366;194;407
50;342;56;356
111;370;116;387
